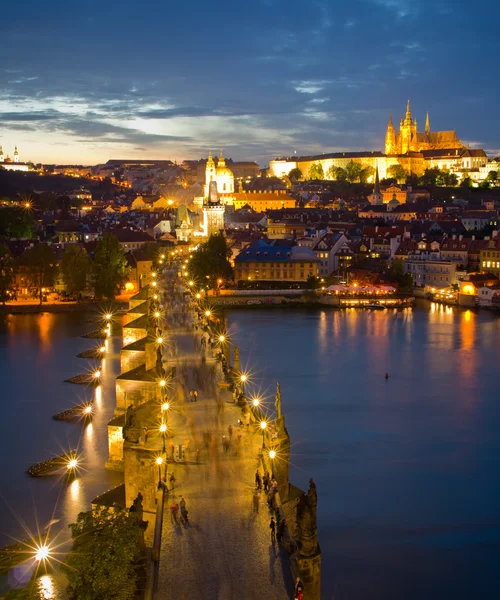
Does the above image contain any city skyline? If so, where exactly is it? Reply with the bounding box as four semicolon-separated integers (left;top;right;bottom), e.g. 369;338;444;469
2;0;500;165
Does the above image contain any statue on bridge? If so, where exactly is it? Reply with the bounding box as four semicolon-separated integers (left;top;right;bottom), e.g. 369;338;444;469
296;478;319;557
123;405;141;443
275;382;282;420
129;492;144;523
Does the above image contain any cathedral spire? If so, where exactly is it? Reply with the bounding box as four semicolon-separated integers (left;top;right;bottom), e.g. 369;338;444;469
374;166;380;194
425;111;430;134
218;149;226;167
384;114;396;154
406;99;411;119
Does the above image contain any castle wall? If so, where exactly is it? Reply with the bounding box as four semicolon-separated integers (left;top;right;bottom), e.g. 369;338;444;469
115;380;158;414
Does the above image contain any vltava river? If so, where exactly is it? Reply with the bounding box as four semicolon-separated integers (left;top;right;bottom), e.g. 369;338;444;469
1;304;500;598
227;303;500;600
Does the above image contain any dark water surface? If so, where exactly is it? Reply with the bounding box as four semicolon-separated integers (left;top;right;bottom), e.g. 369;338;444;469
1;305;500;598
226;303;500;600
0;311;122;594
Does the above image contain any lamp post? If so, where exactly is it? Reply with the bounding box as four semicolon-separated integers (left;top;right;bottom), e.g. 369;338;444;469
156;456;163;488
260;420;267;447
160;423;167;452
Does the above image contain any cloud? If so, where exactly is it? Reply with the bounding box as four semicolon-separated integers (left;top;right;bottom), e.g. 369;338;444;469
293;80;332;94
0;110;61;121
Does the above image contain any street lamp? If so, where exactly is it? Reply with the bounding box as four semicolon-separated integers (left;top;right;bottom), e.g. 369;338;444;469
196;293;201;299
93;370;101;380
252;398;260;408
99;345;106;353
260;421;267;446
269;449;276;460
105;313;112;321
161;402;170;412
219;335;226;343
154;311;161;318
156;456;163;487
152;281;157;288
160;423;167;452
35;545;51;562
151;272;157;278
159;379;167;387
205;310;211;318
189;281;194;287
156;337;163;345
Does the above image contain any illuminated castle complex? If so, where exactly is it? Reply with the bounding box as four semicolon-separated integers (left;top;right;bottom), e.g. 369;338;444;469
384;100;463;154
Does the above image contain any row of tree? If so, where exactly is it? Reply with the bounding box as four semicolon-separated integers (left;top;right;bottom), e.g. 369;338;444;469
0;233;130;305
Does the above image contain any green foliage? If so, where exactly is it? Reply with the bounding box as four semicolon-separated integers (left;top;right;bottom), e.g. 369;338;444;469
460;177;474;188
92;234;129;300
419;167;442;187
387;164;407;183
4;585;41;599
0;205;34;239
327;166;347;181
188;233;233;288
308;162;324;180
388;259;413;293
288;168;303;181
0;243;15;305
479;180;491;189
345;161;362;183
19;244;57;305
62;245;90;294
359;165;375;184
487;170;498;182
64;506;143;600
306;275;320;289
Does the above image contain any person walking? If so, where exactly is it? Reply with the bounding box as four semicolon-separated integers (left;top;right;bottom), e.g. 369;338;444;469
253;491;260;513
269;516;276;542
255;470;262;490
294;577;304;599
228;424;233;441
263;472;270;492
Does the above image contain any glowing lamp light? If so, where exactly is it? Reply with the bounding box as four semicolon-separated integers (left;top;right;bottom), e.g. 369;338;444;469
156;457;163;466
99;345;106;353
105;313;112;320
125;282;134;291
161;254;166;259
159;379;167;387
260;421;267;430
35;545;50;561
83;405;93;415
240;374;247;383
161;402;170;411
205;310;211;317
152;281;157;287
159;423;167;433
153;294;158;300
269;450;277;459
196;293;201;299
219;335;226;343
94;370;101;379
252;398;260;407
189;281;194;286
156;337;163;344
151;272;157;278
67;459;78;470
154;311;161;318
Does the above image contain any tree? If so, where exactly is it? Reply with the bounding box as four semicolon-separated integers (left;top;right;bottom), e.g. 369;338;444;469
92;234;130;300
388;259;413;293
360;165;375;184
0;205;34;239
0;243;15;305
308;162;324;180
288;168;303;181
387;164;407;184
62;245;90;295
64;506;143;600
329;166;347;181
419;167;442;187
306;275;319;289
188;233;233;288
19;244;57;305
345;160;362;183
487;170;498;182
460;177;474;188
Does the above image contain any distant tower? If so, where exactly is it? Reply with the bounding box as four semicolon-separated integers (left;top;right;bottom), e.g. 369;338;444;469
203;180;225;237
368;167;384;205
399;100;417;154
0;146;4;163
384;115;397;155
425;111;430;134
204;151;216;197
215;149;234;193
13;146;19;163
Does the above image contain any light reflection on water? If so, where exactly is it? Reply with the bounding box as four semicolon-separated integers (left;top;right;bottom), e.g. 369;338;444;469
227;302;500;600
0;311;124;595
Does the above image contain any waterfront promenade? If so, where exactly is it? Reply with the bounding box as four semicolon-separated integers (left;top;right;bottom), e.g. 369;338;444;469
154;285;292;599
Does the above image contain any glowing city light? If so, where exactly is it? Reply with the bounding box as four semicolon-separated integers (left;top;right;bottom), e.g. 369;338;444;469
161;402;170;411
252;398;260;407
219;335;226;342
67;458;78;470
260;421;267;430
35;545;51;561
269;450;277;459
83;405;93;415
159;379;167;387
105;313;112;320
156;457;163;465
196;293;201;299
153;294;158;300
240;374;247;383
154;311;161;318
93;370;101;379
152;281;157;287
205;310;211;317
99;345;106;353
156;337;163;344
159;423;167;433
189;281;194;286
151;272;157;278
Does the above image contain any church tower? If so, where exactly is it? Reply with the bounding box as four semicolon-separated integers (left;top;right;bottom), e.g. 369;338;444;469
368;167;383;205
384;115;397;155
215;149;234;193
399;100;417;154
13;146;19;163
204;151;216;197
425;112;430;134
202;180;225;237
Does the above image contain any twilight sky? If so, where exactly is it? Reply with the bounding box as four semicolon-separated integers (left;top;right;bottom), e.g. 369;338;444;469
1;0;499;166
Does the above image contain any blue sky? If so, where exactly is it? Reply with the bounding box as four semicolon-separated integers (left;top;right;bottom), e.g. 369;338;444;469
1;0;499;165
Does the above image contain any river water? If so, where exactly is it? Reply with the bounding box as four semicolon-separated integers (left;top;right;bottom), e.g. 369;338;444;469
0;304;499;599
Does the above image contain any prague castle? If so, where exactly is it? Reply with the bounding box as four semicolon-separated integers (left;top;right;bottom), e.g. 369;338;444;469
269;101;487;180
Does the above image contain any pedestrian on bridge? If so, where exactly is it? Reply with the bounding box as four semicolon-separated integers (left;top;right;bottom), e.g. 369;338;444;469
228;424;233;441
269;516;276;542
255;470;262;490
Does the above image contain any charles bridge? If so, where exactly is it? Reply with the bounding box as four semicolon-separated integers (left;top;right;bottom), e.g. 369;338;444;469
90;265;321;599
